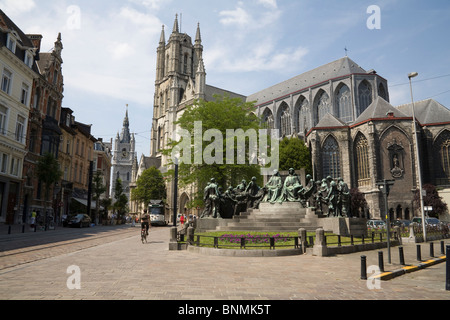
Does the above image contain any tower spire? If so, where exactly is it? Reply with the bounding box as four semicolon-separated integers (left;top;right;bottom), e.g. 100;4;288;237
172;14;179;33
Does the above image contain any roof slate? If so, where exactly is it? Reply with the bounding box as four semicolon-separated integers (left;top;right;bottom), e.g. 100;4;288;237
396;99;450;125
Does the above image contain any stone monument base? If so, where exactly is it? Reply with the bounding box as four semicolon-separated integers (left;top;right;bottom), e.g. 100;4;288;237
195;217;230;233
321;217;367;237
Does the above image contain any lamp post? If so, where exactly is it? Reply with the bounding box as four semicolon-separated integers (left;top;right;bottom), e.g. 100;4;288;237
172;157;178;227
408;72;427;242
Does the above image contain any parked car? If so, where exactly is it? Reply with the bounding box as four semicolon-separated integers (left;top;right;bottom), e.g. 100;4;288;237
67;214;91;228
367;220;386;229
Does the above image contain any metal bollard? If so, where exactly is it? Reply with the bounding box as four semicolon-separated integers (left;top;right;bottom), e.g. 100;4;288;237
430;242;434;258
361;255;367;280
399;246;405;265
441;241;445;255
416;244;422;261
378;251;384;272
446;245;450;291
22;225;25;233
8;225;11;234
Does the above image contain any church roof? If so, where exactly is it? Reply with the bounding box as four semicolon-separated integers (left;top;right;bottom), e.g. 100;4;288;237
205;84;246;101
247;56;369;106
354;97;408;124
396;99;450;125
315;112;347;128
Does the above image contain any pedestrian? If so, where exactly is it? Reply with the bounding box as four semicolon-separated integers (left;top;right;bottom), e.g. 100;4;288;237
30;210;36;230
180;214;184;227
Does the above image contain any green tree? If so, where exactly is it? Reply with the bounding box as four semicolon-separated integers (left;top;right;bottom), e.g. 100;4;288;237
36;152;62;229
131;166;167;208
92;171;107;224
113;178;128;221
413;184;448;218
163;95;265;207
279;137;312;174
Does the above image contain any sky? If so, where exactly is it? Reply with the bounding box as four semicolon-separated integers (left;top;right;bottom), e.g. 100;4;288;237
1;0;450;158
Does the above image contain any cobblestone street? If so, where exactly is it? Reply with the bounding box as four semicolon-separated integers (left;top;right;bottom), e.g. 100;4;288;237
0;224;448;303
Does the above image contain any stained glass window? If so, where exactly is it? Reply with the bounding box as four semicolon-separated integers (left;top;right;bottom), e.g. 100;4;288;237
322;136;340;179
337;84;352;123
358;81;372;115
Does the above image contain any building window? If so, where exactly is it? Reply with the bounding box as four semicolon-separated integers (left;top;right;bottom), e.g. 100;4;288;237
0;153;8;173
296;97;310;136
322;136;340;179
6;34;16;53
262;109;274;136
15;115;26;144
1;69;12;94
279;104;291;137
336;84;352;123
435;130;450;185
355;134;370;187
10;157;20;176
358;81;372;115
378;83;387;100
24;52;33;68
315;91;331;125
0;105;7;135
21;83;30;106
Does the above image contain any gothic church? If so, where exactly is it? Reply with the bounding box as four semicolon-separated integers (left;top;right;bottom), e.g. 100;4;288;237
145;16;450;222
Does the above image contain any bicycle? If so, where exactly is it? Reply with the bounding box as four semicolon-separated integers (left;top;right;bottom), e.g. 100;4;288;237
141;227;147;244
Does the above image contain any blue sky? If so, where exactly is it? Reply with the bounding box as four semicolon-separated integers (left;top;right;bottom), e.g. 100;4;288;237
1;0;449;158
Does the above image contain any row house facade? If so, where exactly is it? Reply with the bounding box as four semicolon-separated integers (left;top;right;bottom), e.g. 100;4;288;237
0;10;37;224
0;10;112;225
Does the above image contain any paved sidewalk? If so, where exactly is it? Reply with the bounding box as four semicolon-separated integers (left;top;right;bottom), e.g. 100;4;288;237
0;225;448;300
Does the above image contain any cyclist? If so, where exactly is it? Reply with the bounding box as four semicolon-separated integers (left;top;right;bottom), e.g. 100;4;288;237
141;209;150;235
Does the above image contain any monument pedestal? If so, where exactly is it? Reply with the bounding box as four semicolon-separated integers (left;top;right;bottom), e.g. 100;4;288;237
321;217;367;237
195;217;230;233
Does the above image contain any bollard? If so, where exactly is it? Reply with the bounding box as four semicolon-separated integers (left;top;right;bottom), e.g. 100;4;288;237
441;241;445;255
8;225;11;234
361;255;367;280
416;244;422;261
378;251;384;272
399;246;405;265
430;242;434;258
446;245;450;291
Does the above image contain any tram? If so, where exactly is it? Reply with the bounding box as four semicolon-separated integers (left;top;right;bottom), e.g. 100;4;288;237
148;200;166;226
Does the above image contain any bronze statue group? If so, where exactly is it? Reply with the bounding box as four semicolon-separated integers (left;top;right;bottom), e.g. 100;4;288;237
201;168;352;219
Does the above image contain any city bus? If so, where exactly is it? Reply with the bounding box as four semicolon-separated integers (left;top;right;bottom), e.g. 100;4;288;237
148;200;166;226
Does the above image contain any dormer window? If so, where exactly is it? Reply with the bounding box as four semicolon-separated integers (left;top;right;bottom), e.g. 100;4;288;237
24;51;33;68
6;33;17;53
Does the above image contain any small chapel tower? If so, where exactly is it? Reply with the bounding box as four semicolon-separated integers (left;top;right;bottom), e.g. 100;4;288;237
111;105;136;203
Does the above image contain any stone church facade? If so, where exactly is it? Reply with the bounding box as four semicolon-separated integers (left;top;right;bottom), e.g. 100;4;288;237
147;17;450;221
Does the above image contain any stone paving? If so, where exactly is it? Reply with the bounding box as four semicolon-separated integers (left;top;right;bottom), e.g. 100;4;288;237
0;224;448;301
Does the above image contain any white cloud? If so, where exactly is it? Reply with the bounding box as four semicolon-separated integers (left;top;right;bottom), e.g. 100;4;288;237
219;4;251;27
257;0;278;9
0;0;35;15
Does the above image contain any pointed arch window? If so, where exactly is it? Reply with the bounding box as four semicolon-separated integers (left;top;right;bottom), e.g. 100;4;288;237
262;109;274;136
279;104;291;137
336;84;352;123
316;91;331;125
358;81;372;115
297;97;310;136
355;134;370;187
322;136;341;179
435;130;450;185
378;83;387;101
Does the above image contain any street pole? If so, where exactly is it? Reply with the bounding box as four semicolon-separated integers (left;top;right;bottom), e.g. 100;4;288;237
172;158;178;227
383;180;391;264
408;72;427;242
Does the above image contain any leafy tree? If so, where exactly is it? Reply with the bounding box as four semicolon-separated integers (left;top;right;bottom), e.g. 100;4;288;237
413;184;448;218
113;178;128;220
163;95;265;207
350;188;368;218
92;171;107;224
278;137;312;174
131;166;167;208
36;152;62;229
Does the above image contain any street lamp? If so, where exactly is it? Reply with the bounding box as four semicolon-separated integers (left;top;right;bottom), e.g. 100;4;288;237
408;72;427;242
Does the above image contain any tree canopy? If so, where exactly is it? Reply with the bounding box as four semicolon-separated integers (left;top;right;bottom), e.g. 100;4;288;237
278;137;312;174
131;166;167;206
163;95;267;207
